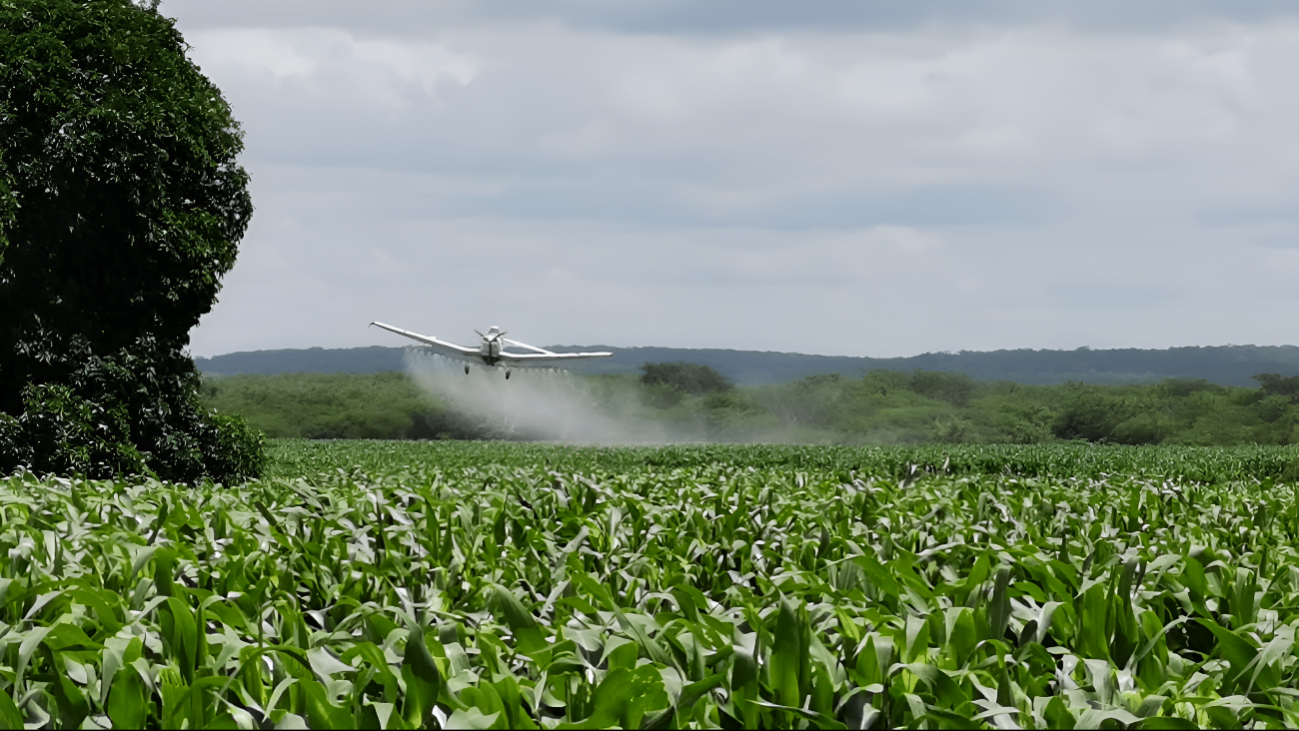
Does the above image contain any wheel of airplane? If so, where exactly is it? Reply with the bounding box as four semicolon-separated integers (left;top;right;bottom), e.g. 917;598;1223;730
464;364;470;375
505;370;512;380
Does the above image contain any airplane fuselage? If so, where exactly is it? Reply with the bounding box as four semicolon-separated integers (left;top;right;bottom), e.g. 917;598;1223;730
478;338;503;365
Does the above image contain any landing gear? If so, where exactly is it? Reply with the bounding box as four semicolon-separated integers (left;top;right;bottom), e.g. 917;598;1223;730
505;370;512;380
464;364;470;375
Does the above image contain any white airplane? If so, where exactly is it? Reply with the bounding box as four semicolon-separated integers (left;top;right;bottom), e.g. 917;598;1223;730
370;321;613;379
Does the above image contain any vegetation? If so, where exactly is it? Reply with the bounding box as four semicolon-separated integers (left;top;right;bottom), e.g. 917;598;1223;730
204;369;1299;447
195;343;1299;387
1255;373;1299;403
640;362;734;396
0;0;264;483
262;440;1299;484
1;441;1298;728
199;372;489;441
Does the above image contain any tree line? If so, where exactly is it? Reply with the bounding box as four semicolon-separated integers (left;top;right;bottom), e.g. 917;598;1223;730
202;364;1299;446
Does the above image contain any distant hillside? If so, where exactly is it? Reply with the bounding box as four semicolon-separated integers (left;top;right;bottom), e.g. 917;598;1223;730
194;343;1299;387
196;346;404;377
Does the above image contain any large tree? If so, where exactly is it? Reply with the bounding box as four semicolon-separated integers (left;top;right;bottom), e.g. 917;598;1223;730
0;0;264;482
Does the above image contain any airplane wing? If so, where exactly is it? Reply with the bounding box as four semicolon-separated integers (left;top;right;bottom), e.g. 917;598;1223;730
496;351;614;364
370;322;479;361
498;337;612;364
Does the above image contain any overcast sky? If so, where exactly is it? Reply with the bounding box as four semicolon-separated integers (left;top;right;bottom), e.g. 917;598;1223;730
170;1;1299;358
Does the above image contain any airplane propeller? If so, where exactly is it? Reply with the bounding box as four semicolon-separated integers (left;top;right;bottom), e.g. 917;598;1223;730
474;328;508;342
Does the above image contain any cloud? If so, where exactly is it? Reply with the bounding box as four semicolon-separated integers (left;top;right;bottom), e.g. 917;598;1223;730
167;2;1299;358
187;28;477;108
162;1;1299;37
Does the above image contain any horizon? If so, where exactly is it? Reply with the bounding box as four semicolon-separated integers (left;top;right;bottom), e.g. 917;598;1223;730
193;340;1299;362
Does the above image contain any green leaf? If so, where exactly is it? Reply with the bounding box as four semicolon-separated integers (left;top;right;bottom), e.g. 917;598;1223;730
107;658;148;729
204;712;241;729
601;636;640;672
905;613;931;664
14;625;52;690
301;677;355;730
987;567;1012;641
1134;717;1201;730
154;546;178;597
1075;580;1111;661
400;627;444;729
731;649;760;730
1043;695;1075;730
459;684;506;725
53;665;90;729
945;607;977;667
671;584;708;624
1181;555;1208;597
490;583;547;654
340;642;399;702
160;680;187;730
852;552;901;600
1195;618;1259;694
743;699;848;730
769;597;808;709
553;664;669;730
65;588;124;634
445;708;501;730
680;671;725;709
489;674;538;731
899;663;968;709
0;691;21;731
1075;708;1142;729
1242;624;1290;694
357;702;396;731
307;647;357;678
162;596;200;683
273;713;310;729
41;622;101;652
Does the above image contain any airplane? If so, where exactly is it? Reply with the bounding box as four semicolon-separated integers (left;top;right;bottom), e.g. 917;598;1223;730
369;321;613;379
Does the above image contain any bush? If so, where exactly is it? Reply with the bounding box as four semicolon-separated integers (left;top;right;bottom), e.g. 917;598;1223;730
199;413;268;486
0;383;146;478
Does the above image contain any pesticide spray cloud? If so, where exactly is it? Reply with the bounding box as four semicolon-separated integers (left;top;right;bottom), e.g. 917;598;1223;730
404;350;674;443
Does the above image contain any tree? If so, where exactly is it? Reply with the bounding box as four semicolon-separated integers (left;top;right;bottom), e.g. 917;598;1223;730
640;362;734;396
1253;373;1299;404
1051;383;1130;442
909;370;976;407
0;0;264;482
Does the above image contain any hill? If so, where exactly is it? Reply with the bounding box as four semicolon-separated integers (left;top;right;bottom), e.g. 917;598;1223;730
194;343;1299;387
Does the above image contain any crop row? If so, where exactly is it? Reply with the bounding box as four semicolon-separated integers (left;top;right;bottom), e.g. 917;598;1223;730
267;439;1299;484
0;448;1296;727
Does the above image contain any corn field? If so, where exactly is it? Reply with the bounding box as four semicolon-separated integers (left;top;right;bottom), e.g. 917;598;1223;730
1;442;1298;728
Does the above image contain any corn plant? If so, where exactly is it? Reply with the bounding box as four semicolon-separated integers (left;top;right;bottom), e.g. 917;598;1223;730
0;442;1297;728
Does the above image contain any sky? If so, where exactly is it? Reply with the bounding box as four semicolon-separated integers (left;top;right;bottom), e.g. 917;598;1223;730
170;0;1299;359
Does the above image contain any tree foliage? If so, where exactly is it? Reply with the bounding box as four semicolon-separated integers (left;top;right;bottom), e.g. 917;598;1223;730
201;372;496;441
909;369;976;406
640;361;734;396
0;0;264;482
1254;373;1299;403
208;367;1299;447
